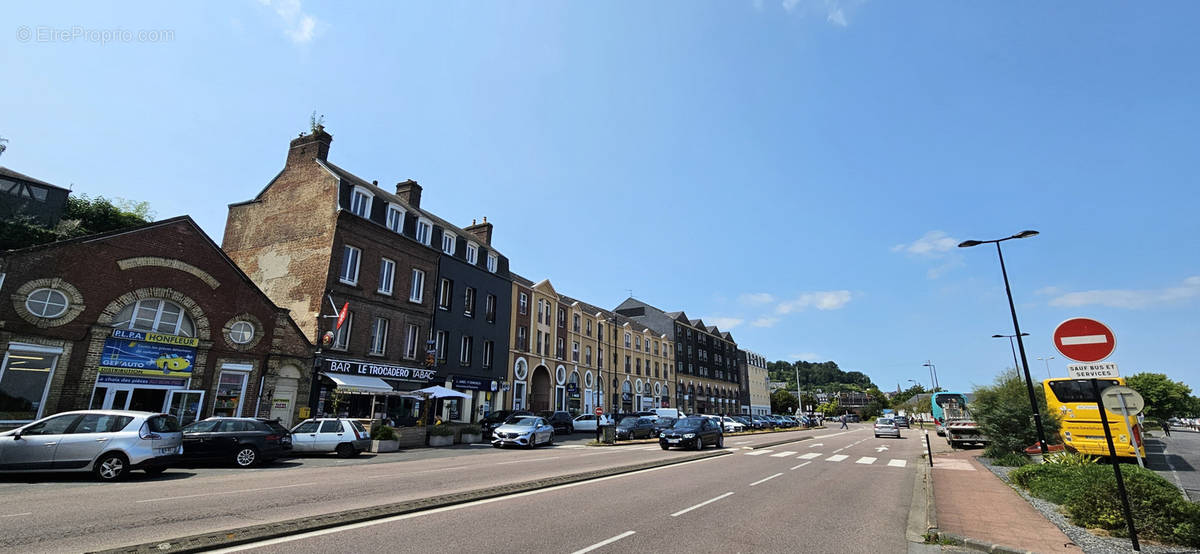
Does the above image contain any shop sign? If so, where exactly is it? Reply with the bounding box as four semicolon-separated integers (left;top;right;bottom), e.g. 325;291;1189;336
451;375;489;391
273;398;290;410
323;358;438;383
100;331;198;377
96;374;185;387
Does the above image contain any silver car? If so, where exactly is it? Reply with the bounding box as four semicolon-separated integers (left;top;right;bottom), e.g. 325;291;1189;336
491;416;555;448
0;410;182;481
874;417;901;439
289;418;371;457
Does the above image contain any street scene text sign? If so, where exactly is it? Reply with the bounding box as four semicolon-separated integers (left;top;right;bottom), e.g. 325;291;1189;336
1053;317;1116;363
1067;362;1119;379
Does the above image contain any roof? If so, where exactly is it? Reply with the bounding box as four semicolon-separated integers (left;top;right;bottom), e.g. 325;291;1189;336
510;272;536;287
0;166;69;191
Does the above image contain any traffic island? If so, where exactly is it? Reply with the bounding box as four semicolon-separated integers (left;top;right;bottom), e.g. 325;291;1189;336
93;449;732;554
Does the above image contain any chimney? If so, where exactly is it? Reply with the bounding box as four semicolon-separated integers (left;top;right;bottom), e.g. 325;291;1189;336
395;179;422;209
286;125;332;166
464;216;494;246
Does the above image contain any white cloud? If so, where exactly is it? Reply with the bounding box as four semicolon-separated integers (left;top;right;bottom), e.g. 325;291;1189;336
892;230;960;257
781;0;864;26
258;0;322;44
1047;276;1200;309
827;6;848;26
751;317;781;328
739;292;776;306
775;290;853;314
704;317;745;330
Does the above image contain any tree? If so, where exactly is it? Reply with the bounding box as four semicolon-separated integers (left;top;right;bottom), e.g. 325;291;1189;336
1126;373;1194;420
891;384;927;408
2;194;153;250
859;388;890;420
770;389;798;414
972;369;1060;456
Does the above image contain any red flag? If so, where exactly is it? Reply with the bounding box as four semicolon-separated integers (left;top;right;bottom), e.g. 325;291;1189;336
336;302;349;330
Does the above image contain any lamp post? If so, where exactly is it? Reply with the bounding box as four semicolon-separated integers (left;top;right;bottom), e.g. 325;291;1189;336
959;229;1048;455
992;333;1030;372
923;361;939;391
1037;356;1055;379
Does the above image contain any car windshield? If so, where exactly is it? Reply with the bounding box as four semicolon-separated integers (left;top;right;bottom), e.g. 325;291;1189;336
617;417;640;427
507;417;539;427
672;418;704;430
877;419;894;426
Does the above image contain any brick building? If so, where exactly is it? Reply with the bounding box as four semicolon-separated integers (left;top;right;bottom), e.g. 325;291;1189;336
0;216;313;429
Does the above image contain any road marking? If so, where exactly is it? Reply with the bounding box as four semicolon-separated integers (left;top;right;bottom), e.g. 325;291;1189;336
137;483;313;503
826;454;848;462
832;447;844;453
855;457;876;465
496;456;561;465
888;459;907;467
797;452;821;460
0;512;32;518
1060;334;1108;346
670;492;735;517
733;440;752;445
789;461;812;471
769;451;797;458
468;443;493;447
558;444;587;449
808;443;823;448
875;446;889;452
744;450;772;456
571;531;637;554
749;472;784;487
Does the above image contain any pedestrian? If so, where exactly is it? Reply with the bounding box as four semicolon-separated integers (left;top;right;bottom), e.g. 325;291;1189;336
1160;419;1171;437
839;414;848;429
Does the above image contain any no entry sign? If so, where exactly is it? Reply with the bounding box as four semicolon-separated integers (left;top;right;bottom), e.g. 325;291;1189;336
1053;317;1116;363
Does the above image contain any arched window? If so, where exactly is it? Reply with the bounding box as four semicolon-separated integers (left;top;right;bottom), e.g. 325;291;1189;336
113;298;195;337
622;380;632;394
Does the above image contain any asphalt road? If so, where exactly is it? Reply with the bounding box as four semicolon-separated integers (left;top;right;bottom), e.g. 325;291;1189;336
215;425;923;554
1147;426;1200;501
0;426;849;553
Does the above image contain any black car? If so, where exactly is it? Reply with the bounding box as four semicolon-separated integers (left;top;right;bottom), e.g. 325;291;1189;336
481;410;532;439
651;417;678;435
538;411;575;434
614;416;657;440
660;416;724;450
894;415;910;428
181;417;290;467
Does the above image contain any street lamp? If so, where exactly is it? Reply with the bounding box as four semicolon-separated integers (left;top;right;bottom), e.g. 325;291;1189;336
1037;356;1055;379
923;361;939;391
992;333;1030;372
959;229;1048;455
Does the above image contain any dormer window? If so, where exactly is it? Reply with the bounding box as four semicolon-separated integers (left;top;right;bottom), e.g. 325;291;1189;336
386;206;405;233
442;232;456;255
466;242;479;265
350;187;373;218
486;253;498;273
416;218;432;246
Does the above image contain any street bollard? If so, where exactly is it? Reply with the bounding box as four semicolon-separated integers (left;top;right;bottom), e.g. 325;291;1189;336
926;430;934;467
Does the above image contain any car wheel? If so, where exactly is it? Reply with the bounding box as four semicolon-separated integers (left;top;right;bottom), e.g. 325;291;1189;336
875;434;880;438
492;443;502;448
660;443;670;450
335;443;357;458
694;437;704;451
567;425;574;434
234;446;259;467
94;452;129;482
717;435;724;448
144;466;167;476
547;432;554;446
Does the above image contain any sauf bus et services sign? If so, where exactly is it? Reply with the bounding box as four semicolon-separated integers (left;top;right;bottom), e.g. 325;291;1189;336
1054;317;1119;378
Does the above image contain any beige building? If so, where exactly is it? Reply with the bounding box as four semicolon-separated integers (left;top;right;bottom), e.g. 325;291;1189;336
740;349;771;416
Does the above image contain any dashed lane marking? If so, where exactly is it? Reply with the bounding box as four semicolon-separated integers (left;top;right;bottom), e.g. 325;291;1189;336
670;492;734;517
769;451;797;458
749;472;784;486
744;450;773;456
826;454;848;462
797;453;822;460
790;461;812;471
888;459;907;467
571;531;636;554
855;457;877;465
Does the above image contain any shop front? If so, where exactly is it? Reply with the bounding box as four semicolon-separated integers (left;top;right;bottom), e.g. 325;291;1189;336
317;357;438;426
92;328;201;424
447;375;502;423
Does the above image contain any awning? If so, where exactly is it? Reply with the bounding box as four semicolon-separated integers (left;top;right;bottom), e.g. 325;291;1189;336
322;372;395;394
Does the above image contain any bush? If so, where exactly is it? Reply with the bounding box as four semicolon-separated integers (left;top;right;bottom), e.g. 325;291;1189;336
428;424;455;437
972;369;1061;455
1011;462;1200;547
1043;450;1097;467
370;425;398;441
990;451;1032;467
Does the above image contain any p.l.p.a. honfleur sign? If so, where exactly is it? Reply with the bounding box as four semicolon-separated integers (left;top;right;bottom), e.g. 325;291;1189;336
323;358;438;383
99;329;198;377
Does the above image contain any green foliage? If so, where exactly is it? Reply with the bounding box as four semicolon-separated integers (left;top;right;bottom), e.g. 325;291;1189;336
990;451;1032;467
1010;462;1200;547
891;384;927;408
427;424;455;436
972;369;1060;454
0;218;61;250
766;360;877;392
370;425;398;441
310;111;325;133
1;194;153;250
1126;372;1194;420
770;388;798;414
1043;450;1098;467
815;398;840;415
859;388;890;420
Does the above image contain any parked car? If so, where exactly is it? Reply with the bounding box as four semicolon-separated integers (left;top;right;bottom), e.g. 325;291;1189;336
289;418;370;457
720;416;745;433
491;416;555;448
571;414;613;432
731;415;753;429
481;410;532;439
660;416;724;450
0;410;181;481
874;417;901;439
653;408;682;419
537;411;575;434
614;416;657;440
894;415;910;428
181;417;290;467
651;417;678;435
633;411;659;421
848;414;861;423
748;414;771;429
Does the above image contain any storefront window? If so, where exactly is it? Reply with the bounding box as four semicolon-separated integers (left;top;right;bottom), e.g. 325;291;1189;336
0;346;60;421
212;371;248;417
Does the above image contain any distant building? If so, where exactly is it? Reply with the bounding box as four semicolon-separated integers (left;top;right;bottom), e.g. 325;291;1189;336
739;349;770;416
0;166;70;227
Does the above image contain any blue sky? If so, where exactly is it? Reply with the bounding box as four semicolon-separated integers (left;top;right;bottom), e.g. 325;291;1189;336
4;1;1198;394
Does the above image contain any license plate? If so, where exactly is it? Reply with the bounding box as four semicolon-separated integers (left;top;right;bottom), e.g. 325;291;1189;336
668;439;680;444
158;447;176;455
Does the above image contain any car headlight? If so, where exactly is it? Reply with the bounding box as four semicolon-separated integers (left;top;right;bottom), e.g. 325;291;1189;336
684;433;696;438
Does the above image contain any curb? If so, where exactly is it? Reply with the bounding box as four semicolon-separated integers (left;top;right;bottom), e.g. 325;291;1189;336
921;450;1043;554
906;451;936;543
935;532;1037;554
91;450;732;554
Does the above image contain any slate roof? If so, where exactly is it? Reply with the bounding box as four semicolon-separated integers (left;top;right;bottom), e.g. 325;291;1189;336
0;166;69;191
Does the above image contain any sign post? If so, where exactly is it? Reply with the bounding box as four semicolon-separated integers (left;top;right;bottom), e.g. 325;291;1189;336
1055;317;1139;552
1101;385;1146;469
594;406;604;444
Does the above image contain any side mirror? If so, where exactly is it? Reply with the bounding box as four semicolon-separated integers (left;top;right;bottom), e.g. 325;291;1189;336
12;430;22;440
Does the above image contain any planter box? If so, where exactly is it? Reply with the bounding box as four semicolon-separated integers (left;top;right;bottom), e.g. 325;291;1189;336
397;427;427;448
428;434;454;447
370;439;399;453
459;432;482;444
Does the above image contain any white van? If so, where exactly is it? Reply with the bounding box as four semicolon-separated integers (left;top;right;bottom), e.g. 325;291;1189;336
653;408;683;420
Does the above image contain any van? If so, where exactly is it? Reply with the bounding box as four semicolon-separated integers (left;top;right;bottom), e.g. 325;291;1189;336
653;408;682;420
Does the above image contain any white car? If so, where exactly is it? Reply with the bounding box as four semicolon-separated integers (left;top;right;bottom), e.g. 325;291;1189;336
720;416;745;433
492;416;556;448
289;418;370;457
571;414;613;432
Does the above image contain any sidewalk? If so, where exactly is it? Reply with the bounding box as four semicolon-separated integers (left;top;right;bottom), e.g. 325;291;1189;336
933;448;1082;553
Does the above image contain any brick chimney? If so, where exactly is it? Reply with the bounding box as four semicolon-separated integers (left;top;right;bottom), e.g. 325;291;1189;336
286;125;332;166
395;179;422;209
464;216;494;246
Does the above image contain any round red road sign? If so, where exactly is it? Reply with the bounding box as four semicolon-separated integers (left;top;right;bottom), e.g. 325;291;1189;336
1053;317;1116;363
594;407;604;416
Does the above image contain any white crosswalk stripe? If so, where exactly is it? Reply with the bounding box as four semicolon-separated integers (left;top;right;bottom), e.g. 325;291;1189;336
797;452;822;460
769;451;797;458
855;457;876;464
744;450;772;456
826;454;848;462
888;459;907;467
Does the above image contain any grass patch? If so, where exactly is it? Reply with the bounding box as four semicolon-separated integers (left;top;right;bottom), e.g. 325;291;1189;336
989;451;1032;467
